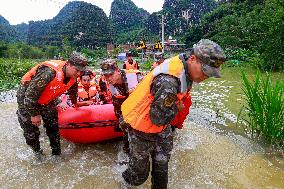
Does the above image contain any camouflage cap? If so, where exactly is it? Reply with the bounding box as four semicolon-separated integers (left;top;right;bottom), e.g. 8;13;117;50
100;59;117;75
68;51;88;71
193;39;226;78
154;52;164;60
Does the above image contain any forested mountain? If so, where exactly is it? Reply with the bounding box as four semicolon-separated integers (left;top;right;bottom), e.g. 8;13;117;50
110;0;150;34
14;23;29;42
144;0;217;41
28;1;111;48
109;0;151;43
0;15;29;43
1;0;217;45
111;0;217;43
162;0;217;36
0;15;18;43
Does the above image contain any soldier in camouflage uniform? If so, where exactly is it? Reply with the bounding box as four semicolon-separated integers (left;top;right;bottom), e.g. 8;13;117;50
16;52;87;156
100;59;131;153
120;39;226;188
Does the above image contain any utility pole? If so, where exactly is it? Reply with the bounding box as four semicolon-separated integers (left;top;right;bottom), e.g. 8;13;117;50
161;14;165;54
142;49;144;64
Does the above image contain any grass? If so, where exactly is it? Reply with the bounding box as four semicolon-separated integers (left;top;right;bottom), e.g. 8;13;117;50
0;58;38;91
239;71;284;148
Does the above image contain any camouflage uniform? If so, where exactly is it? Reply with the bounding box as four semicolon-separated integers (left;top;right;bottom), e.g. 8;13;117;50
17;66;78;155
122;39;226;188
100;60;131;153
122;74;188;188
112;69;130;153
111;70;129;119
17;51;86;155
98;78;109;104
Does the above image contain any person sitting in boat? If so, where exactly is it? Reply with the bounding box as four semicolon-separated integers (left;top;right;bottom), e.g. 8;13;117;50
123;52;139;70
100;59;142;154
151;52;165;70
97;75;112;104
77;69;98;106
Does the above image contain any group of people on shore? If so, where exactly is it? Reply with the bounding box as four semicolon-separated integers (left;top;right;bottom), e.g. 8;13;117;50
16;39;226;188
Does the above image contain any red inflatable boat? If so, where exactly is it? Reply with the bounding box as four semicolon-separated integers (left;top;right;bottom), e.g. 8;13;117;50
58;103;123;143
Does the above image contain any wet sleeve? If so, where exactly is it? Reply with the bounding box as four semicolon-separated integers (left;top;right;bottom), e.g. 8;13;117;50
112;96;125;119
149;74;180;126
66;82;78;105
24;66;56;117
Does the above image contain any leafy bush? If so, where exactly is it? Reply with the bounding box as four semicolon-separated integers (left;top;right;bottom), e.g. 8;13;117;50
0;58;38;91
140;58;154;70
224;48;264;68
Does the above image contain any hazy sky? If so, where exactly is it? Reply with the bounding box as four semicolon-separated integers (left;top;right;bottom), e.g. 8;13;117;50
0;0;164;25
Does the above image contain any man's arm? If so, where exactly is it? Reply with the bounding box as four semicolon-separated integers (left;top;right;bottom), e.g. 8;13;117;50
112;96;125;119
149;74;180;126
66;82;78;105
24;66;56;116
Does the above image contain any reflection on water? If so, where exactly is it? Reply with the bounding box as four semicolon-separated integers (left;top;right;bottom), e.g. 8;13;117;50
0;75;283;188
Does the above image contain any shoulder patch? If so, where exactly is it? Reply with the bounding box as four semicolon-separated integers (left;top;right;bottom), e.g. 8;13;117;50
164;94;176;107
37;79;47;88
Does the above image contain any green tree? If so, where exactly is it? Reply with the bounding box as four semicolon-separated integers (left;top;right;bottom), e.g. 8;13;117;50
61;37;74;59
0;41;8;58
184;0;284;71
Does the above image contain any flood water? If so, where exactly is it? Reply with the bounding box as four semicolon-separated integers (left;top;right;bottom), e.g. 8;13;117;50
0;68;283;188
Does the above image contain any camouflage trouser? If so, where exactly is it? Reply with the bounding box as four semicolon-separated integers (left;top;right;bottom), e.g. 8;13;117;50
122;126;174;189
16;106;61;155
122;132;130;154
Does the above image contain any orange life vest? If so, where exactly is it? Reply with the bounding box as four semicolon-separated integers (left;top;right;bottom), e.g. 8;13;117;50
21;60;76;105
77;82;98;101
124;60;138;70
170;92;192;129
121;55;189;133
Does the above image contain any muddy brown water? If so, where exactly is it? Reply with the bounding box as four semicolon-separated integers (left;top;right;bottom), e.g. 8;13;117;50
0;69;283;188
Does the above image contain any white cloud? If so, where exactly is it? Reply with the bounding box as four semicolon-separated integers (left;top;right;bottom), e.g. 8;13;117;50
0;0;164;25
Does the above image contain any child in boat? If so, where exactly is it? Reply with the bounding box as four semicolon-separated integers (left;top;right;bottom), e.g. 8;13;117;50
77;69;99;106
